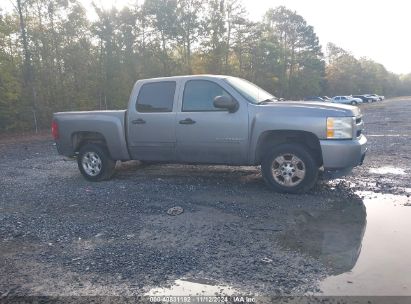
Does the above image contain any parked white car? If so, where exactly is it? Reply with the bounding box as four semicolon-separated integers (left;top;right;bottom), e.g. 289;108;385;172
366;94;384;101
331;96;363;105
363;94;379;102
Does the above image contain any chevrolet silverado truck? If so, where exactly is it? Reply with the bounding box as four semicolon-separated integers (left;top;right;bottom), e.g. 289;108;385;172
52;75;367;193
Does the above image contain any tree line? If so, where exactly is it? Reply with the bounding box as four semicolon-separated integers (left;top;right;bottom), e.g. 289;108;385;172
1;0;410;132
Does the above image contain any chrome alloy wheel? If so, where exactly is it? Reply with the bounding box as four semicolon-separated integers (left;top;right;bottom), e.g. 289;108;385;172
81;152;102;177
271;153;306;187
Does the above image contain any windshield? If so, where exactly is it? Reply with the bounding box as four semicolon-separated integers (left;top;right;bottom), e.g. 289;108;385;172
225;77;276;104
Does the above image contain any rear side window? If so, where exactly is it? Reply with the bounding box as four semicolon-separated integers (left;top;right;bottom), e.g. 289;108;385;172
182;80;231;112
136;81;176;112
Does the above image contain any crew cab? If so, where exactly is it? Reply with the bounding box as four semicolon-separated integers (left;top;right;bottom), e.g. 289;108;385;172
52;75;367;193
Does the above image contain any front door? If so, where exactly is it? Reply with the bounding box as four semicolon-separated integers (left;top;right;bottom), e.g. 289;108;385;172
127;81;177;161
176;79;249;165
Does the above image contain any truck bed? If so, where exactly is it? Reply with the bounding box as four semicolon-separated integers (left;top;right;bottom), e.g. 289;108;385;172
53;110;131;160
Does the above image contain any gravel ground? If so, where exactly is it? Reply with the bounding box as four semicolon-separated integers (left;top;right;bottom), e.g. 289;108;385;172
0;98;410;297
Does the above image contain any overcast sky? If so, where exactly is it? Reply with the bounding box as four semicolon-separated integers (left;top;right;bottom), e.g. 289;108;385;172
3;0;410;74
245;0;411;75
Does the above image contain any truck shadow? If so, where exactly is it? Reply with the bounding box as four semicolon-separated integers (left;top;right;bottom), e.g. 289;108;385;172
115;161;265;188
116;161;261;178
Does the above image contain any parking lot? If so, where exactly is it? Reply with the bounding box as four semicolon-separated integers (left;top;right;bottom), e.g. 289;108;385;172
1;98;411;297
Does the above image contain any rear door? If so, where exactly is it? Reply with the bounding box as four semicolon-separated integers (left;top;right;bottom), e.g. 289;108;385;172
127;81;178;161
175;79;249;164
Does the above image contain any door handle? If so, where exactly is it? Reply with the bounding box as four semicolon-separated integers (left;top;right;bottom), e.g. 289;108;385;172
132;118;146;124
179;118;196;125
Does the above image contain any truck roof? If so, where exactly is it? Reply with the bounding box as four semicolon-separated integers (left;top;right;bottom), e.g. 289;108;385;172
135;74;229;83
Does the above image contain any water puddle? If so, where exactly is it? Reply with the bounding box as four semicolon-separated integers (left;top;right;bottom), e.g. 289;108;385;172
280;191;411;295
145;279;239;296
280;199;367;276
369;166;406;175
145;192;411;297
318;192;411;295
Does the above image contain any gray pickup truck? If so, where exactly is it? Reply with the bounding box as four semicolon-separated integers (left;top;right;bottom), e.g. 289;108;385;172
52;75;367;193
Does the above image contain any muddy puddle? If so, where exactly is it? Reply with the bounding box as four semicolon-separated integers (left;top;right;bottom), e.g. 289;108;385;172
282;191;411;296
280;198;367;277
318;192;411;295
145;191;411;297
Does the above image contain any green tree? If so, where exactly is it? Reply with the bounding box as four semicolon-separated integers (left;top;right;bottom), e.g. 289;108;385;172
325;43;362;95
398;73;411;96
201;0;226;74
0;2;408;133
176;0;204;73
264;6;324;98
144;0;178;75
0;12;22;130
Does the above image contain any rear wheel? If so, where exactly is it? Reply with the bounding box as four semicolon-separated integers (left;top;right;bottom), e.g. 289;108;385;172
261;143;319;194
77;143;115;181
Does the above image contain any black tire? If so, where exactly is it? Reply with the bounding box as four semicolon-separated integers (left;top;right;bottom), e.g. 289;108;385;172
77;143;116;181
351;101;357;105
261;143;319;194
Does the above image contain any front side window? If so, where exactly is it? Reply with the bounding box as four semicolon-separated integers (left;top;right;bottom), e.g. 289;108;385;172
136;81;176;112
182;80;231;112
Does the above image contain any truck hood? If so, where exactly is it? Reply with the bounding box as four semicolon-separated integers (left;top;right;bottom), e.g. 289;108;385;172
260;101;361;117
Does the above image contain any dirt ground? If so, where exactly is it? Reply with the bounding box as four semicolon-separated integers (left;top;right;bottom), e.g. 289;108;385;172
0;98;410;299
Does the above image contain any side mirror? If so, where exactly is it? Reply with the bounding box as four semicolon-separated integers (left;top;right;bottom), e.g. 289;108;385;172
213;95;239;113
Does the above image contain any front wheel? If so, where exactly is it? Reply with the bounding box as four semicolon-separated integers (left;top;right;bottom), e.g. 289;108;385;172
351;101;357;105
261;143;319;194
77;143;116;181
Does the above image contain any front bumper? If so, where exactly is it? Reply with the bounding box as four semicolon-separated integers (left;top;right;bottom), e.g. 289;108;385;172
320;134;367;170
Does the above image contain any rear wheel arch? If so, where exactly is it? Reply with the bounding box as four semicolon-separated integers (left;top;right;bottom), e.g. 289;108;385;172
72;131;109;154
255;130;323;166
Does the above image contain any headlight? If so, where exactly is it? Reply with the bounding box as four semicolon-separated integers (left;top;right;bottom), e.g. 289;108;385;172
326;117;353;139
